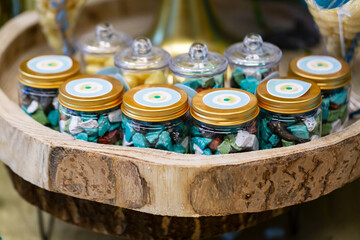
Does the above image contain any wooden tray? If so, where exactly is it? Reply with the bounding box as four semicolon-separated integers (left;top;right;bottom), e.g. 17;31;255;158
0;0;359;223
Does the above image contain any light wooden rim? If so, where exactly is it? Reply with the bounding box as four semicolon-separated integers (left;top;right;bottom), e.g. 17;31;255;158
0;10;359;218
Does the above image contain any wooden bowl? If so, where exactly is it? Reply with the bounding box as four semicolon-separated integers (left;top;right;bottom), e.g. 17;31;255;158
0;1;359;238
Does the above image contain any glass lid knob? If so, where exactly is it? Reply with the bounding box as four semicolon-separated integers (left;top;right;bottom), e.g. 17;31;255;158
244;33;263;52
133;37;152;55
96;22;114;41
189;43;208;60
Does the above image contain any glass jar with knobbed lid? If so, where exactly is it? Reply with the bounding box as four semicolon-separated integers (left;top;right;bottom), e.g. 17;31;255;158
58;75;124;145
256;77;323;149
170;43;228;93
190;88;259;155
114;37;171;90
121;84;190;153
288;55;351;136
225;33;282;94
78;22;132;75
18;55;80;130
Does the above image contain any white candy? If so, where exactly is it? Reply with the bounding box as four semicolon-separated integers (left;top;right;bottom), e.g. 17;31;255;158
52;97;59;110
235;130;259;150
69;116;84;135
243;69;261;80
303;116;317;132
122;138;133;146
27;100;39;114
108;109;122;123
59;120;67;133
330;119;342;134
80;119;98;129
193;143;203;155
311;135;320;140
181;137;189;149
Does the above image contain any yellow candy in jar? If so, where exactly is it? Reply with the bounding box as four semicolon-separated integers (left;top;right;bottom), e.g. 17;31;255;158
144;71;166;84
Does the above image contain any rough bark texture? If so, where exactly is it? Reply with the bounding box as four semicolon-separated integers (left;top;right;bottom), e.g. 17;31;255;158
0;1;359;219
8;168;283;240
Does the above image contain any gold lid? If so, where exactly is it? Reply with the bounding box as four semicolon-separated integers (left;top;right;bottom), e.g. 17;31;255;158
256;77;322;114
190;88;259;126
19;55;80;89
289;55;351;90
59;75;124;112
122;84;189;122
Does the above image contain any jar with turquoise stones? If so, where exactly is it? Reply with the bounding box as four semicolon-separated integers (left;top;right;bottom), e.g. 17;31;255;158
121;84;190;153
114;37;171;90
289;55;351;136
190;88;260;155
78;22;132;74
225;33;282;94
170;43;228;92
18;55;80;130
58;75;124;145
256;78;322;149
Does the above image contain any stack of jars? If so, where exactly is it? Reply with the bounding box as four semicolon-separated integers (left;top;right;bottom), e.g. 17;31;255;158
17;29;352;155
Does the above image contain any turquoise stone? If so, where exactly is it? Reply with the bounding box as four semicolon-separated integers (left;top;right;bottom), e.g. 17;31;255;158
260;118;272;141
239;77;260;94
330;90;347;105
260;139;273;150
132;133;150;148
232;72;245;86
109;122;121;131
203;148;212;155
321;97;330;121
191;126;203;137
172;144;186;154
145;130;163;144
48;110;59;127
21;105;29;115
191;137;212;150
184;79;200;90
155;131;173;150
269;134;280;146
124;122;135;142
98;115;111;137
88;136;98;142
74;132;88;141
201;78;215;88
287;124;309;139
217;139;231;154
85;127;98;137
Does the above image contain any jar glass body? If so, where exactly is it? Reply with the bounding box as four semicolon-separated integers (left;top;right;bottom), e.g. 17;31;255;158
120;68;169;89
122;114;190;153
190;118;259;155
59;104;123;145
259;108;322;149
321;84;350;136
81;53;115;74
18;82;60;130
173;72;225;92
229;64;280;94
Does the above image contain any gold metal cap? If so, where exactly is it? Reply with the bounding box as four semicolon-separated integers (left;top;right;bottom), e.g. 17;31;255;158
122;84;189;122
59;75;124;112
289;55;351;90
190;88;259;126
256;77;322;114
19;55;80;89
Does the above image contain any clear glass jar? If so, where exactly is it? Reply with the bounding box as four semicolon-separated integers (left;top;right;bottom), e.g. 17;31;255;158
114;37;171;90
121;84;190;153
18;55;80;129
225;33;282;94
289;55;351;136
190;89;259;155
256;77;323;149
78;23;132;74
58;75;124;144
170;43;228;92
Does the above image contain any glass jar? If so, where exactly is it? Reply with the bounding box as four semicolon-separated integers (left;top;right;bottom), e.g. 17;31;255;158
225;33;282;94
58;75;124;144
114;37;171;90
121;84;190;153
170;43;228;92
18;55;80;130
288;55;351;136
256;77;323;149
190;89;259;155
78;23;132;75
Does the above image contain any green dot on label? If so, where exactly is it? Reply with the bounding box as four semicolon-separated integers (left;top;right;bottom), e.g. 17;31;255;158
224;98;230;102
318;63;323;67
85;86;92;89
286;87;292;90
154;95;160;99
